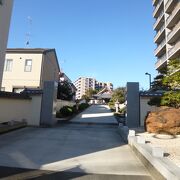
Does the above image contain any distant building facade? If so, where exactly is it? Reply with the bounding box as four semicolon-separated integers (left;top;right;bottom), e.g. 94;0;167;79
2;48;60;92
74;77;113;99
0;0;14;88
152;0;180;72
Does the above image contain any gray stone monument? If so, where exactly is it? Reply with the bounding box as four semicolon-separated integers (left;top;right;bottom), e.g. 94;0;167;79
40;81;58;126
126;82;140;128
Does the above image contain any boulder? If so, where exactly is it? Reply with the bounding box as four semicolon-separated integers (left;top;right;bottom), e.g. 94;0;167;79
145;107;180;135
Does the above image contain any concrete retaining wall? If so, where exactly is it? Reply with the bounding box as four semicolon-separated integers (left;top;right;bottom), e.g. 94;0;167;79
0;95;42;126
56;99;76;110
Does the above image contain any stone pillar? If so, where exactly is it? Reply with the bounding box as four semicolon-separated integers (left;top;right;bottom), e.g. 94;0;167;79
0;0;14;88
126;82;140;128
40;81;58;126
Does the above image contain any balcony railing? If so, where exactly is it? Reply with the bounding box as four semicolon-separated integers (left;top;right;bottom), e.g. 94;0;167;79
165;0;173;9
153;0;159;6
153;0;163;17
167;20;180;42
153;11;164;29
154;24;165;42
155;54;167;69
168;40;180;57
154;39;166;55
166;2;180;25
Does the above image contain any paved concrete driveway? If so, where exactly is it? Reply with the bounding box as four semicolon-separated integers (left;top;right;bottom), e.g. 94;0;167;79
0;105;153;179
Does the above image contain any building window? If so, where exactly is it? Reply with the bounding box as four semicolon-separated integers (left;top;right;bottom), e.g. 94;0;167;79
24;59;32;72
13;88;25;93
4;59;13;72
1;87;5;91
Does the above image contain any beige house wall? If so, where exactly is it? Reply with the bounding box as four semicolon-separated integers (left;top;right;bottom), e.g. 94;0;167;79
0;95;42;126
2;53;43;92
0;0;13;87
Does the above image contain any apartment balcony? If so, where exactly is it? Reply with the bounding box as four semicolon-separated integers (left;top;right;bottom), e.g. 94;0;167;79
153;0;164;18
154;24;165;43
168;40;180;59
167;20;180;44
153;0;159;6
166;2;180;28
155;54;167;70
153;11;164;30
165;0;178;13
154;39;166;56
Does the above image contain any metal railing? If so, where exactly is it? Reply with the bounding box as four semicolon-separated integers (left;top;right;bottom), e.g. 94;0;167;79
154;39;166;55
153;0;163;17
155;54;167;68
153;11;164;29
166;3;180;25
168;40;180;57
167;21;180;41
165;0;173;9
154;24;165;41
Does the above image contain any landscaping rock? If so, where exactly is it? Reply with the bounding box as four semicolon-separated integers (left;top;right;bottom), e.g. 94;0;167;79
145;107;180;135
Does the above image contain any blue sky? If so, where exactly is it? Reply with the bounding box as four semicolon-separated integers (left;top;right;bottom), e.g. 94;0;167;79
8;0;157;90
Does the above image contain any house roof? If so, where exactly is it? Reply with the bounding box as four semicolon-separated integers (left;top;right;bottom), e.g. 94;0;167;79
6;48;53;54
0;91;31;100
140;91;163;97
6;48;60;72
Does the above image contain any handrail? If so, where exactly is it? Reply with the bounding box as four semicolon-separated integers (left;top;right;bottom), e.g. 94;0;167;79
167;21;180;41
166;3;180;25
153;0;163;17
168;40;180;57
154;39;166;55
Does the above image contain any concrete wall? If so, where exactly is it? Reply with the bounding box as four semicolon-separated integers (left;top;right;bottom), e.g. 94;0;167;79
0;95;42;126
2;53;43;92
140;97;160;126
0;0;13;87
40;81;58;126
41;51;60;88
56;99;76;111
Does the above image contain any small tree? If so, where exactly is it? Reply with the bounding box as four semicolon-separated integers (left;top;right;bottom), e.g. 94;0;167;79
57;81;74;100
108;87;126;109
149;59;180;108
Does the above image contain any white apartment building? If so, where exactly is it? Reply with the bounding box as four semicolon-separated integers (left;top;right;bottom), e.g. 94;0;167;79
152;0;180;72
74;77;113;99
2;48;60;92
0;0;14;87
74;77;96;99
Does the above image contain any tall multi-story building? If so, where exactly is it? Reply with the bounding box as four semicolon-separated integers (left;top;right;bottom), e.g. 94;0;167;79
74;77;113;99
152;0;180;72
0;0;14;88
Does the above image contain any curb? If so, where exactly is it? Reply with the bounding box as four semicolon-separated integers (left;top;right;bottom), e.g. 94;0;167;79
118;126;180;180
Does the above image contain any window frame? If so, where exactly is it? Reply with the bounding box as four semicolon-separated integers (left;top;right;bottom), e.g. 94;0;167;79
24;59;32;72
4;59;13;72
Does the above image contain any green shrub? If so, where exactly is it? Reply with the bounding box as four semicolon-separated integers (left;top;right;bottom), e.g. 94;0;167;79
161;91;180;108
119;107;126;114
108;101;115;110
78;103;89;111
148;97;161;107
56;111;63;118
72;104;78;114
59;106;74;117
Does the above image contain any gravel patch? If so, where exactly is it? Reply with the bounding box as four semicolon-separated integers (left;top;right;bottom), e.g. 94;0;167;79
134;129;180;168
